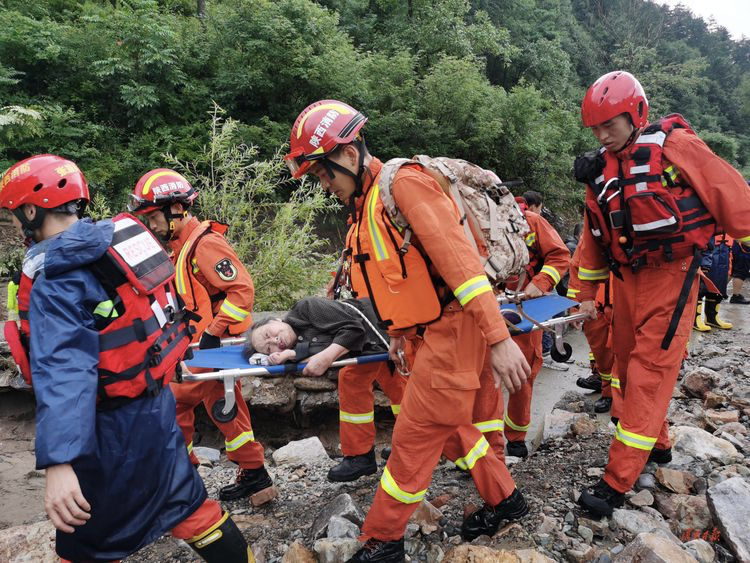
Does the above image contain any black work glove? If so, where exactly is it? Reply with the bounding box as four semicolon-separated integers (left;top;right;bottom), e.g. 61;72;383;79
573;150;605;184
198;332;221;349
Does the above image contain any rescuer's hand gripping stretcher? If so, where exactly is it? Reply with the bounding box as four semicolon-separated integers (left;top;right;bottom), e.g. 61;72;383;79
181;293;588;421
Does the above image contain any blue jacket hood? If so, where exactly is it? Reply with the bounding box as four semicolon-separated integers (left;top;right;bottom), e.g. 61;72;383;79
44;218;113;277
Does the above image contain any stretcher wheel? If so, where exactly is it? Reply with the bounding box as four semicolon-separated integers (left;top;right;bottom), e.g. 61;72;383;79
212;399;238;423
550;342;572;363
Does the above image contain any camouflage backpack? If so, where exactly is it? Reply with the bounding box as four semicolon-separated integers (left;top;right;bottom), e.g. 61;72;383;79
378;156;530;286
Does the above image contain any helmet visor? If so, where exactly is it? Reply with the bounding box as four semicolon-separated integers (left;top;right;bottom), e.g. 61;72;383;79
127;193;157;213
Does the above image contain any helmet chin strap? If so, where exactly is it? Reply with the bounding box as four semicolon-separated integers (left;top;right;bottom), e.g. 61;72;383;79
160;205;188;242
319;138;368;222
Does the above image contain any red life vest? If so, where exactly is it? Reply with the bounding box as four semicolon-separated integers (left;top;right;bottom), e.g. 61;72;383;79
4;213;195;407
584;114;715;272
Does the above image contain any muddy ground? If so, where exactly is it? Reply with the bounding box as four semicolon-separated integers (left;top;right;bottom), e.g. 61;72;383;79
0;299;748;562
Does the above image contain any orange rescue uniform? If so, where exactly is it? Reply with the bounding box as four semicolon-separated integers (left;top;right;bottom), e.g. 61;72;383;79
351;159;519;541
568;247;614;401
169;217;264;469
503;211;570;444
576;128;750;493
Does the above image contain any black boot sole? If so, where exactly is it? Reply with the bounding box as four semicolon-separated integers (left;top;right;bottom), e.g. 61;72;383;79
576;379;602;392
577;489;622;519
327;464;377;483
219;478;274;501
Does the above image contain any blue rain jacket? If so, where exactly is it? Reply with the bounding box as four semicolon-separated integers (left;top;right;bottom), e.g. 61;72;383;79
700;239;730;297
28;219;207;562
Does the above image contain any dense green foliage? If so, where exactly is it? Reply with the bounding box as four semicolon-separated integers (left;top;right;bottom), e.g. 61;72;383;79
1;0;748;290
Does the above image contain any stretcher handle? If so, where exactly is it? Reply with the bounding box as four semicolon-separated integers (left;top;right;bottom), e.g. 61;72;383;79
496;292;527;304
189;336;247;348
181;352;390;382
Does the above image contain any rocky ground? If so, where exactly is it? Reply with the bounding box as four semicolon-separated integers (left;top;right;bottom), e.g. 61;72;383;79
1;302;748;562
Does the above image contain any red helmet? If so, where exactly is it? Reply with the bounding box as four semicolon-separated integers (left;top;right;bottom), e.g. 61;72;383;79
128;168;197;214
0;154;89;211
285;100;367;178
581;71;648;128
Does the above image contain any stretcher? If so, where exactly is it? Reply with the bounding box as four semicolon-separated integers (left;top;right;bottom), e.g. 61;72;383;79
182;294;586;420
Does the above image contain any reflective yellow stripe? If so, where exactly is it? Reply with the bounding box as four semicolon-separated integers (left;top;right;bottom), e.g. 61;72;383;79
367;183;390;261
391;404;400;416
610;377;621;389
661;165;679;186
187;511;230;544
473;419;504;433
599;372;612;381
220;298;250;322
7;281;18;314
588;352;595;361
525;232;537;247
339;410;374;424
738;234;750;244
541;265;561;285
504;413;530;432
567;287;580;298
615;422;656;451
380;466;426;504
93;300;119;318
454;436;489;470
175;242;191;295
225;431;255;452
454;275;492;306
187;441;193;454
579;267;609;281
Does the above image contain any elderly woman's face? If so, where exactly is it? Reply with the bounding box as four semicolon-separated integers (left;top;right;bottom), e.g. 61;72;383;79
251;319;297;355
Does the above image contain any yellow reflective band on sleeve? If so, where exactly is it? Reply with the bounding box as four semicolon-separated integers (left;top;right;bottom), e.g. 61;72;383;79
391;404;401;416
504;414;530;432
579;267;610;281
93;300;119;318
661;165;679;186
175;242;191;296
220;298;250;322
454;275;492;306
187;441;193;454
473;419;504;433
599;372;612;381
225;431;255;452
567;287;580;298
339;410;375;424
380;466;426;505
525;232;537;247
738;234;750;245
367;183;390;262
7;281;19;314
454;436;490;471
541;265;561;285
610;377;621;389
615;422;657;451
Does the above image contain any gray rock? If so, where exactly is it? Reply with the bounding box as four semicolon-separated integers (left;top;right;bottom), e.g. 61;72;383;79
0;520;57;562
192;446;220;463
578;525;594;544
327;515;359;539
707;476;750;562
542;409;590;442
273;436;331;467
612;508;671;536
628;489;654;507
310;493;365;540
636;473;657;490
671;425;741;465
613;532;698;562
243;377;297;411
297;390;339;414
292;376;337;391
684;539;715;563
681;367;718;398
313;538;361;563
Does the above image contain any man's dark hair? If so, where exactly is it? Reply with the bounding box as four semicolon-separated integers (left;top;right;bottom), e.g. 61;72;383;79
522;190;543;208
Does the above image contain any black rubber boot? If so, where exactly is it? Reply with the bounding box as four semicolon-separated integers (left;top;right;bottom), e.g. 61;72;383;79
506;440;528;459
347;538;405;562
381;446;391;461
704;296;733;329
461;488;529;541
578;478;625;518
187;512;253;562
327;448;377;482
730;293;750;304
648;447;672;464
219;466;274;501
594;397;612;413
576;372;603;393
